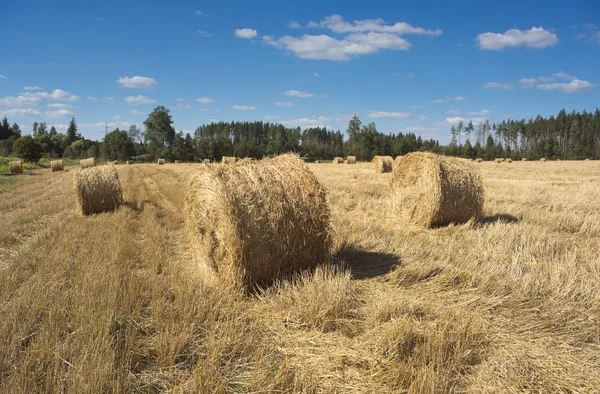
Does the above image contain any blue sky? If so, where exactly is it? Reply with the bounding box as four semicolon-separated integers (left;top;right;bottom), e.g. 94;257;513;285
0;0;599;143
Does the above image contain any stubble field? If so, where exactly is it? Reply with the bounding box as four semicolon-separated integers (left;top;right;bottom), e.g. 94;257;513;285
1;160;600;393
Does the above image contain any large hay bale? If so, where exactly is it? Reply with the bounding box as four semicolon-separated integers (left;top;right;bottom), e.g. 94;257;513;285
9;161;23;174
158;158;165;165
222;156;236;164
507;158;512;163
521;158;527;161
203;159;211;164
72;166;123;216
51;160;63;172
346;156;357;164
332;157;343;164
80;157;96;169
476;158;483;163
185;154;331;291
495;158;502;163
372;155;393;173
540;158;547;162
391;152;484;227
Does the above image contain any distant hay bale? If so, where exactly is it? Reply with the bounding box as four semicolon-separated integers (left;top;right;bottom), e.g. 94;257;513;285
540;158;547;162
9;161;23;174
175;160;181;164
476;158;483;163
112;161;118;165
158;158;165;165
203;159;210;164
222;156;236;164
80;157;96;169
72;166;123;216
507;159;512;163
585;158;590;161
391;152;484;227
501;158;506;162
346;156;357;164
185;154;331;291
521;158;527;161
372;155;393;173
51;160;63;172
495;159;502;163
315;160;321;163
126;161;132;165
332;157;343;164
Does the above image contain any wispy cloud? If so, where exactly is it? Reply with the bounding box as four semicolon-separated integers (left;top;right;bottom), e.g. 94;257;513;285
483;82;515;90
196;97;215;104
284;90;314;98
235;28;258;39
124;95;157;105
275;101;294;107
307;15;442;35
476;26;558;50
231;105;256;110
431;96;466;103
117;76;157;89
23;86;43;91
368;111;412;118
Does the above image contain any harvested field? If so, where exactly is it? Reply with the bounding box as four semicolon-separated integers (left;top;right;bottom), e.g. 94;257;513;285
1;160;600;393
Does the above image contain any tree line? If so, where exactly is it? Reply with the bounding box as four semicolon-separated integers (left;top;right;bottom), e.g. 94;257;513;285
1;106;599;163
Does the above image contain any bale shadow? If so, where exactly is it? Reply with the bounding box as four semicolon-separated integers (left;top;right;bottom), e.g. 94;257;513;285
123;200;154;213
333;242;401;279
477;214;520;225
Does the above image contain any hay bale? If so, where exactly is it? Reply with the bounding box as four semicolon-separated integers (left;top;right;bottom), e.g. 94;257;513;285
222;156;236;164
51;160;63;172
80;157;96;169
175;160;181;164
112;160;118;165
540;158;547;162
391;152;484;227
72;166;123;216
185;153;331;291
521;158;527;161
315;160;321;164
372;155;393;173
332;157;343;164
476;158;483;163
495;158;502;163
126;161;132;165
343;159;348;164
507;158;512;163
9;161;23;174
203;159;211;164
158;158;165;165
346;156;357;164
585;158;590;161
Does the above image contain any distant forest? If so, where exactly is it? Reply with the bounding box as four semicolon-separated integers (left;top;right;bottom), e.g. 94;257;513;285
1;107;599;162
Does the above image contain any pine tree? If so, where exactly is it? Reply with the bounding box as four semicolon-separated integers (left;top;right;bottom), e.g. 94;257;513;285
66;117;79;145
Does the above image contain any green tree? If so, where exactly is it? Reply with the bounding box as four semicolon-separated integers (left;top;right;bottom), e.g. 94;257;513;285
101;129;135;161
143;106;175;158
12;136;42;162
0;117;10;139
65;117;79;146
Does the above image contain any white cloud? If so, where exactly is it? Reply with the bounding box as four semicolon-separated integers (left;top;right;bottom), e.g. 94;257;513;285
172;102;191;109
289;21;301;28
263;32;411;61
117;76;157;89
280;115;348;129
47;103;73;109
45;109;74;118
307;15;442;35
0;95;41;106
231;105;256;110
406;73;415;78
400;126;438;133
431;96;465;103
443;116;487;126
476;26;558;50
284;89;314;98
82;121;133;129
537;75;554;82
196;97;215;104
124;95;157;104
195;10;203;15
431;98;448;103
49;123;68;132
454;96;466;101
235;28;258;39
467;109;491;116
23;86;43;90
552;71;576;81
198;30;212;37
104;97;115;101
1;108;41;116
519;78;537;88
445;109;461;115
49;89;79;101
129;110;144;115
313;72;319;77
88;96;98;101
0;74;6;79
483;82;515;90
275;101;294;107
537;79;595;93
368;111;412;118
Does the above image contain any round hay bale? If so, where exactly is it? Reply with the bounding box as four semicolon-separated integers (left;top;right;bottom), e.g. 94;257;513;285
585;158;590;161
174;160;181;164
185;153;331;291
343;159;348;164
158;158;165;165
495;158;502;163
372;155;393;173
346;156;357;164
222;156;236;164
332;156;343;164
521;158;527;161
391;152;484;227
80;157;96;169
540;158;547;162
315;160;321;164
507;158;512;163
9;161;23;174
126;160;132;165
72;166;123;216
203;159;211;164
476;158;483;163
51;160;63;172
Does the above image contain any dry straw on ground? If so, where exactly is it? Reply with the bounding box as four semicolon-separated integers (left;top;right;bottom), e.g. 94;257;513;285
222;156;236;164
80;157;95;169
9;161;23;174
185;153;331;292
51;160;63;172
391;152;484;227
372;155;393;173
72;166;123;216
158;158;165;165
333;157;343;164
346;156;357;164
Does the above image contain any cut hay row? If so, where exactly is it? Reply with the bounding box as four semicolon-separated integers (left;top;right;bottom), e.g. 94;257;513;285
372;155;393;173
346;156;357;164
332;157;343;164
80;157;95;169
51;160;63;172
222;156;236;164
185;153;331;292
72;166;123;216
391;152;484;227
158;158;165;165
9;161;23;174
